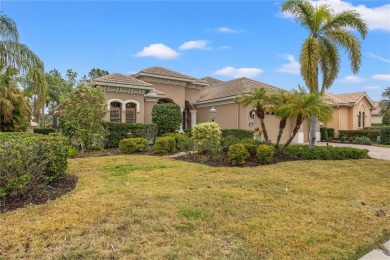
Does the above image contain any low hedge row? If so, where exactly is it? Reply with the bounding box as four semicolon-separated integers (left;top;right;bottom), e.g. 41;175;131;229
102;122;158;148
33;127;56;135
0;133;68;199
221;129;254;139
119;138;148;154
283;144;369;160
339;130;380;141
380;126;390;144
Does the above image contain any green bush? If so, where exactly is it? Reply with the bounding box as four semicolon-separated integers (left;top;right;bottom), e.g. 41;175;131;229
339;130;380;141
327;128;335;138
163;133;190;150
199;139;222;158
183;129;192;137
353;137;372;145
177;138;195;154
221;129;254;139
241;143;257;156
382;111;390;125
0;133;68;199
119;137;148;154
228;144;249;165
33;127;55;135
154;136;176;154
102;122;158;148
340;136;346;143
192;122;222;149
221;136;240;152
372;123;382;127
320;127;328;141
380;126;390;144
284;145;369;160
68;145;79;158
348;137;354;143
256;145;275;165
152;103;182;136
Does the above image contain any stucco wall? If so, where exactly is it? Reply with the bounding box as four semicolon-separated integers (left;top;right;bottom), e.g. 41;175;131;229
144;100;158;124
104;92;145;123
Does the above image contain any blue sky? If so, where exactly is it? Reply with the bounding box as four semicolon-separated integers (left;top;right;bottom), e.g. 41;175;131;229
2;0;390;101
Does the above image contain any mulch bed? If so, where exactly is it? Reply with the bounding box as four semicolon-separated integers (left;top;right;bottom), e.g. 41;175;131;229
0;175;78;214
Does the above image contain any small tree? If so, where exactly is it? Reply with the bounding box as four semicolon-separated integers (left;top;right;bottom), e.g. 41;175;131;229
59;84;106;152
382;110;390;126
152;103;182;136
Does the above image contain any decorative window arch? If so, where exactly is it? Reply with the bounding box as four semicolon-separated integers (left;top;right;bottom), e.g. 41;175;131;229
123;100;140;113
109;101;122;122
107;99;124;111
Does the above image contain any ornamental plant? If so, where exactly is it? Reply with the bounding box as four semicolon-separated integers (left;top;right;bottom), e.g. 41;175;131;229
228;143;249;165
152;103;182;136
119;137;148;154
256;144;275;165
191;122;222;154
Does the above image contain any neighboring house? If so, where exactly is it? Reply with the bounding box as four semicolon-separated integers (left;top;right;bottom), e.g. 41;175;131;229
371;101;383;124
93;66;316;144
323;92;375;137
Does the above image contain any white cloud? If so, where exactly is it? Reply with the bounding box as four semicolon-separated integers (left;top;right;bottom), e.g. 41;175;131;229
342;75;363;83
136;43;179;59
179;40;211;50
214;66;264;78
368;52;390;63
282;0;390;31
276;54;300;74
372;74;390;81
216;27;240;33
219;45;231;50
362;85;382;90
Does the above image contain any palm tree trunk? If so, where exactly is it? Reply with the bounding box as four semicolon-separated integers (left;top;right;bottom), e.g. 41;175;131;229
280;114;303;153
256;106;269;143
309;113;317;149
274;118;287;150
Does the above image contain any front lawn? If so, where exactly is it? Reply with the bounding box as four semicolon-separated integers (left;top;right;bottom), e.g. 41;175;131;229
1;156;389;259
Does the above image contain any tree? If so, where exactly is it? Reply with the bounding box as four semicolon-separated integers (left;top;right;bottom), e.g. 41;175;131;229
0;14;47;125
59;84;106;152
281;0;368;148
379;87;390;114
0;66;30;131
269;90;291;149
152;103;182;136
278;89;333;152
88;68;109;80
235;88;271;143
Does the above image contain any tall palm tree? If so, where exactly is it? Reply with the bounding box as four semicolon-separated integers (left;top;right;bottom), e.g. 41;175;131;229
379;86;390;114
0;14;47;127
278;89;333;152
281;0;368;148
236;87;271;143
269;90;291;149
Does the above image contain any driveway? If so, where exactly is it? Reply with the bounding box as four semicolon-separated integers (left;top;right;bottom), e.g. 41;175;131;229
314;142;390;161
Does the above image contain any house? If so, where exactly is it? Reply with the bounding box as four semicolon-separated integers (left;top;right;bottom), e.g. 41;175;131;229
371;101;383;124
93;66;316;144
323;92;376;137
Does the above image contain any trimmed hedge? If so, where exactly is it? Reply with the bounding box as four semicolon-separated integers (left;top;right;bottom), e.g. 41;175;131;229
339;130;380;141
221;129;254;139
33;127;56;135
0;133;68;199
102;122;158;148
320;127;328;141
372;123;382;127
119;138;148;154
256;145;275;164
283;144;369;160
228;143;249;165
163;133;190;150
380;126;390;144
152;103;182;136
327;128;335;138
353;137;372;145
154;136;176;154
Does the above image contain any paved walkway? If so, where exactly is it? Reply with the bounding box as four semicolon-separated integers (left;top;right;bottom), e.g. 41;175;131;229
314;142;390;160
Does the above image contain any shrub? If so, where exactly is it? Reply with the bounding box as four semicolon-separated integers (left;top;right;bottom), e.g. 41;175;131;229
383;111;390;126
102;122;158;148
320;127;328;141
283;144;369;160
353;137;372;145
228;144;249;165
68;145;79;158
242;143;257;156
33;127;55;135
340;136;346;143
183;129;192;137
154;136;176;154
221;136;240;152
339;130;380;141
177;138;195;154
0;133;68;199
372;123;382;127
119;138;148;154
163;133;190;150
152;103;182;136
256;145;275;165
221;129;254;139
327;128;335;138
192;122;222;149
348;137;354;143
198;139;222;158
380;126;390;144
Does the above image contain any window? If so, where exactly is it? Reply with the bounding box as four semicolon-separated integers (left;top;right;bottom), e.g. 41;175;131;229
125;103;136;123
110;102;122;122
362;112;365;128
358;111;361;128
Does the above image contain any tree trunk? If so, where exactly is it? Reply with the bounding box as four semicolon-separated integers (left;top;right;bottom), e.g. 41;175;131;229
309;113;317;149
280;114;303;153
256;106;269;143
274;118;287;150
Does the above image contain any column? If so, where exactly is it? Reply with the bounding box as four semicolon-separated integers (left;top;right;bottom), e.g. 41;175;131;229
190;109;197;128
179;109;184;133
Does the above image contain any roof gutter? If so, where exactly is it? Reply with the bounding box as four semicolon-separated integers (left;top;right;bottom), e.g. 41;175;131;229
94;82;154;90
134;72;210;86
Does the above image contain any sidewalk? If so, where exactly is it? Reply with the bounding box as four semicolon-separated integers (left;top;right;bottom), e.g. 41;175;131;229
360;240;390;259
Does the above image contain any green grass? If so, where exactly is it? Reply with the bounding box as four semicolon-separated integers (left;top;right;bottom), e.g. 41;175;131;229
1;155;389;259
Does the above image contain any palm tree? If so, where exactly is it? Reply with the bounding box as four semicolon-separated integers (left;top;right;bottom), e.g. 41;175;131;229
0;14;47;127
281;0;368;148
236;87;271;143
379;86;390;114
269;90;291;149
278;89;333;152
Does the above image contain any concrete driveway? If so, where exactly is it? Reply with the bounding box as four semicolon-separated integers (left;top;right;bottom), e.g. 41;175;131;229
314;142;390;160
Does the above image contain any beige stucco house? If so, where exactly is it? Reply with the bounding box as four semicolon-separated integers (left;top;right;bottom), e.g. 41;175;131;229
371;101;383;124
323;92;376;137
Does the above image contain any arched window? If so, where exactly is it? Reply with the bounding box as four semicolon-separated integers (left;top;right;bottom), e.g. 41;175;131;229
125;103;136;123
362;112;365;128
358;111;361;128
110;102;122;122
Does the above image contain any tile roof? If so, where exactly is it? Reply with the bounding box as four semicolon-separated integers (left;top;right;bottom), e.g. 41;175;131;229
324;92;375;108
372;101;382;115
94;73;153;87
335;92;367;103
197;77;282;102
136;66;209;84
323;92;351;105
201;76;223;84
